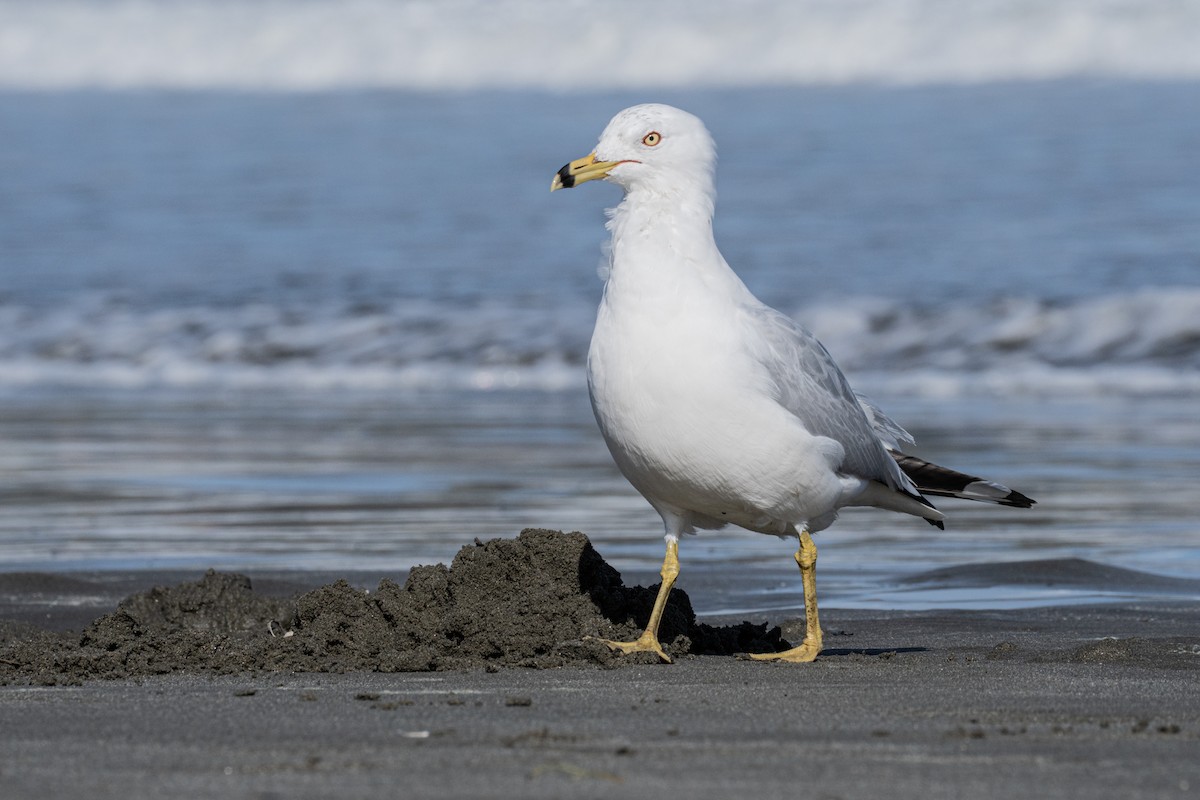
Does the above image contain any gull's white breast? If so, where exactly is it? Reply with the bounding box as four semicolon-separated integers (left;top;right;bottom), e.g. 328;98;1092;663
586;238;847;534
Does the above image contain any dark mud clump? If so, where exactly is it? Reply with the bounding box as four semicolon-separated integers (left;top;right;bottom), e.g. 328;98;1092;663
0;529;788;683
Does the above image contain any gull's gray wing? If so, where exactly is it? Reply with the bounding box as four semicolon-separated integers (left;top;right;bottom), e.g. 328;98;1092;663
745;305;911;491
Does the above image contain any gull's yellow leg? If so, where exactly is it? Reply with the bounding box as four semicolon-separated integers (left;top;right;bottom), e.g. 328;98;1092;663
751;529;823;663
596;539;679;663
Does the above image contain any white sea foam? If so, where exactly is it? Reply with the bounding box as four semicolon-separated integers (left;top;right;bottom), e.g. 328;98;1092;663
1;0;1198;91
1;288;1197;396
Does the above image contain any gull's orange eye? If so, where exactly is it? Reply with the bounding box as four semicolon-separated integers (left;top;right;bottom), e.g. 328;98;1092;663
642;131;661;146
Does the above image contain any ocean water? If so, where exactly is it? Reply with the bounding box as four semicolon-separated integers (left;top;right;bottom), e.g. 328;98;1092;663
1;0;1199;612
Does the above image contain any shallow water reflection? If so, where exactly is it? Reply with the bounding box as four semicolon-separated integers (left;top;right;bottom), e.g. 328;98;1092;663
1;386;1197;612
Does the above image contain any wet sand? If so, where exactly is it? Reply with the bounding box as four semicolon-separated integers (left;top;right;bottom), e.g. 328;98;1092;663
2;530;1198;799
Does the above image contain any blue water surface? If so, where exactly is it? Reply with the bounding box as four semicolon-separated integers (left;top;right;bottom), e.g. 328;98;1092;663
1;82;1198;610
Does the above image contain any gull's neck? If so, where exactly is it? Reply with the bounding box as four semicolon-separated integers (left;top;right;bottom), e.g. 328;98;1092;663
606;181;720;273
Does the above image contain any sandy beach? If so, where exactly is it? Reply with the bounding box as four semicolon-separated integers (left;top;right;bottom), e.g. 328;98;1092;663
2;532;1198;800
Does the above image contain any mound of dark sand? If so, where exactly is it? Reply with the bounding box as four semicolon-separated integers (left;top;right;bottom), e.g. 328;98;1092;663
0;529;787;684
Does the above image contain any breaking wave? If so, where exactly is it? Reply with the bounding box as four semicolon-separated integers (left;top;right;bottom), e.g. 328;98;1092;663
2;0;1198;91
1;288;1197;396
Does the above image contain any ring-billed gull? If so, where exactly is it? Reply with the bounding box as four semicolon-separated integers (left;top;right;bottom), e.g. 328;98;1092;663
552;104;1033;663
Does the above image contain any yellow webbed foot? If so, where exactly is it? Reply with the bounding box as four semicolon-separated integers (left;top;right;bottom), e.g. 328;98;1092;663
747;636;822;663
590;631;673;663
587;538;679;664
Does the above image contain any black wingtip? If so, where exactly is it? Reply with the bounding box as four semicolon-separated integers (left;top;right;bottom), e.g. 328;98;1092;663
893;452;1036;510
1000;490;1036;509
927;518;945;530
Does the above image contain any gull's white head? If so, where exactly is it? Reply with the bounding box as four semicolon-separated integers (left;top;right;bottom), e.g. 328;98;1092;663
551;104;716;198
